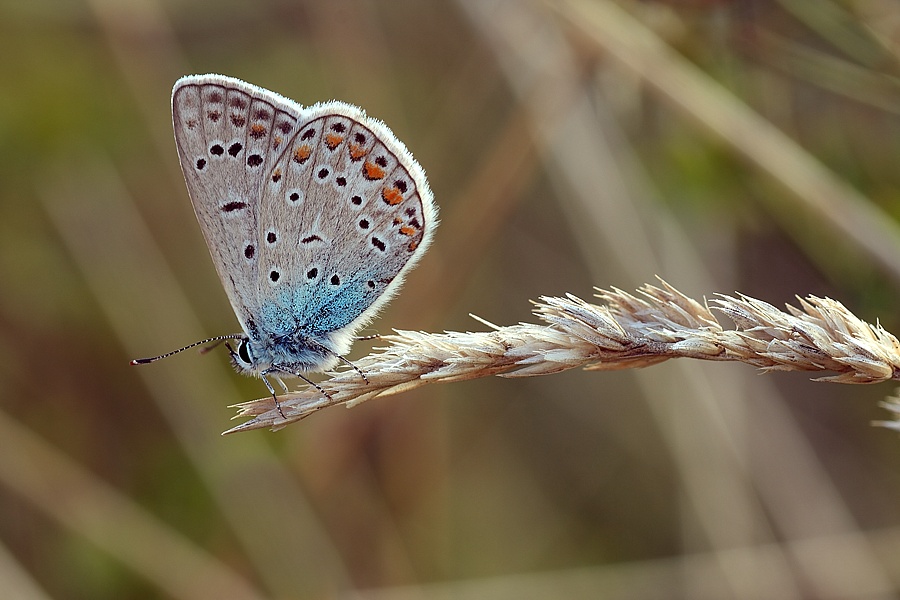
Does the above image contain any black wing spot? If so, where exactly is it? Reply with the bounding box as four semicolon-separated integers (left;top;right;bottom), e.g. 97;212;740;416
371;236;385;251
210;144;224;156
270;270;280;282
359;219;369;229
278;121;293;134
336;176;346;187
247;154;263;167
301;129;315;140
375;156;388;167
354;132;366;143
244;244;255;259
330;274;340;285
331;122;347;133
307;268;318;279
394;180;408;193
221;201;247;212
301;235;323;244
317;168;329;179
289;192;300;202
267;231;277;244
228;143;242;157
367;280;376;289
351;195;362;205
196;158;206;170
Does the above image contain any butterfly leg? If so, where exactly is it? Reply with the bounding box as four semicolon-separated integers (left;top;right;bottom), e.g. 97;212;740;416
269;365;334;402
301;337;370;384
332;354;370;384
273;375;290;393
259;371;287;420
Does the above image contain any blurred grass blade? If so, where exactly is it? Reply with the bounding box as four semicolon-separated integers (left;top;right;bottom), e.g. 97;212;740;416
549;0;900;285
40;152;350;596
0;410;264;600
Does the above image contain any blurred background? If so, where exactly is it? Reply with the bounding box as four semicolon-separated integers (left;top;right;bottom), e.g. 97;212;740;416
2;0;900;597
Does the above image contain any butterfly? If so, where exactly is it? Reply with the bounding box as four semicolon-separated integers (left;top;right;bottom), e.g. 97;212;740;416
133;74;437;407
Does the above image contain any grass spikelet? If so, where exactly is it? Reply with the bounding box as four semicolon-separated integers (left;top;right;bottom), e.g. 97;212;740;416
226;280;900;434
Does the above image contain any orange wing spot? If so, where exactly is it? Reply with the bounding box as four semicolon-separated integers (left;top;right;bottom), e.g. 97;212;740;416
293;145;312;164
249;123;267;139
272;135;283;149
382;186;403;205
349;143;368;160
363;160;385;180
325;133;344;150
399;225;416;236
408;240;419;252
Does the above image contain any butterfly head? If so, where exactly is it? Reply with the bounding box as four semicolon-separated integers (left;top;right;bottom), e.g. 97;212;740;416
224;332;343;379
226;336;258;375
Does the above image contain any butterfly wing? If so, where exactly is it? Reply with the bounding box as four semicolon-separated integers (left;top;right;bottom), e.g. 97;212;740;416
173;74;437;369
254;102;437;357
171;75;303;336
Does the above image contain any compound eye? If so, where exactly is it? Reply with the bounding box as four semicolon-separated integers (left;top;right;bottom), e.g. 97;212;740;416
237;340;252;365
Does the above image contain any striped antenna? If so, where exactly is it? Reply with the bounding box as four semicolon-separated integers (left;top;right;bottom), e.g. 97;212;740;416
131;334;245;365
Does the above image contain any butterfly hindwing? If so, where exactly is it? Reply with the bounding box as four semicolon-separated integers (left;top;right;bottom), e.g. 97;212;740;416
256;104;433;354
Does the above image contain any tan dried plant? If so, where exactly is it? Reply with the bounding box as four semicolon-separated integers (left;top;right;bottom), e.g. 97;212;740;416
224;280;900;434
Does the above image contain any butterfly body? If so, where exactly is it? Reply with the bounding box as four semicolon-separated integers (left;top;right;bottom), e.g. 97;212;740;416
153;74;436;390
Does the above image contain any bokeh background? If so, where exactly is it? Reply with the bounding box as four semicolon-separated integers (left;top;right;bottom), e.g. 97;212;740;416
3;0;900;597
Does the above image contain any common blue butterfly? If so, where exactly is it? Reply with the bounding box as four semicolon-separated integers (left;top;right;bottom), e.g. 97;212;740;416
133;75;437;408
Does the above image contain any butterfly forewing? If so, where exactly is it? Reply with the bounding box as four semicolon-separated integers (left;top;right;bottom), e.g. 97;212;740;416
172;76;299;334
